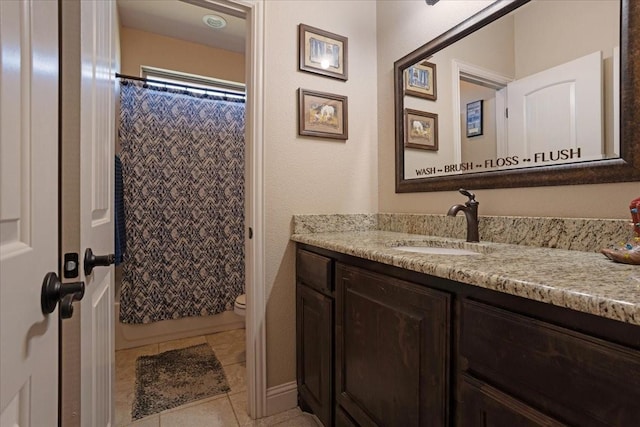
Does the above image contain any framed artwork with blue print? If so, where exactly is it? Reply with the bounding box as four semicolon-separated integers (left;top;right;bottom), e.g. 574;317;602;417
466;100;483;137
298;24;348;81
404;60;437;101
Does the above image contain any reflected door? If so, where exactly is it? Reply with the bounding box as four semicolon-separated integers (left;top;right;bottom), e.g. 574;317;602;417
507;51;604;165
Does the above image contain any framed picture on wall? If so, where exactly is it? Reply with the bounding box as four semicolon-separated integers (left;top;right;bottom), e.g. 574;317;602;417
298;88;348;140
298;24;348;81
404;108;438;151
466;100;483;137
404;61;437;100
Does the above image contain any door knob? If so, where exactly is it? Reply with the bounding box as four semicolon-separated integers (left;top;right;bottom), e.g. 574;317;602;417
84;248;115;275
41;272;85;319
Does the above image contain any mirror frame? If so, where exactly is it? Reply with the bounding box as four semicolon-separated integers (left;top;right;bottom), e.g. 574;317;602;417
394;0;640;192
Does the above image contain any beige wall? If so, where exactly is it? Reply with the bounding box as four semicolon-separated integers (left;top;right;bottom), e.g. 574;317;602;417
377;0;636;219
264;0;379;387
119;27;245;82
513;1;619;79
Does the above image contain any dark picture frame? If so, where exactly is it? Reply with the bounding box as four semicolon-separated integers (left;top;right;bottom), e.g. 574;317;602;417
404;61;437;100
404;109;438;151
298;88;348;140
298;24;348;81
466;100;483;137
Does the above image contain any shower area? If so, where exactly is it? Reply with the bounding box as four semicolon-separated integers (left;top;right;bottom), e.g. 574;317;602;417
114;77;246;350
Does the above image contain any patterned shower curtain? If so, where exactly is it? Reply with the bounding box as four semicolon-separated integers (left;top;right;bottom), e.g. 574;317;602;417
118;79;245;324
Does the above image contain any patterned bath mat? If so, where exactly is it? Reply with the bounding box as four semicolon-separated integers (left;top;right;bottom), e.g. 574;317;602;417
132;344;230;419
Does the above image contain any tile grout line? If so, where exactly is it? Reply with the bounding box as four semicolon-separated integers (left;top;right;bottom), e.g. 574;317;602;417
227;393;242;427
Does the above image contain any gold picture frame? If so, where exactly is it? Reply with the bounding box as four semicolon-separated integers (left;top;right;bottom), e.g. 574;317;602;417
298;89;348;140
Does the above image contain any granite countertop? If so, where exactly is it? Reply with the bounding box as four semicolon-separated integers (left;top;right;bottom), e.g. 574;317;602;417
291;230;640;326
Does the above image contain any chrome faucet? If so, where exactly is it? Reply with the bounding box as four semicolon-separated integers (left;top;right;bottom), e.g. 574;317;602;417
447;189;480;242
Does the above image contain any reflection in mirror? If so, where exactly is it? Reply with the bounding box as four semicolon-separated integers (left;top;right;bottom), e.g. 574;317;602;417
395;0;640;192
403;0;619;179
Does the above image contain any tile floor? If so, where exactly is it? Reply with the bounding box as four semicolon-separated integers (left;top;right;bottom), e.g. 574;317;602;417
116;329;318;427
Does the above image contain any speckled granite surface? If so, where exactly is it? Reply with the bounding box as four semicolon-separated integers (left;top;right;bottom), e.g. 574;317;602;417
292;214;378;234
293;214;632;253
377;213;631;253
291;217;640;326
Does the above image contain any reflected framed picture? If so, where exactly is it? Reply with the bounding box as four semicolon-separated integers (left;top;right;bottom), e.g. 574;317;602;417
298;24;348;81
404;61;437;100
404;108;438;151
298;88;348;140
466;100;483;137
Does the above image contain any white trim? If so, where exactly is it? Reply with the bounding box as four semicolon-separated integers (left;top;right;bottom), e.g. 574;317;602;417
265;381;298;417
613;46;620;157
182;0;267;420
243;0;267;420
495;87;508;157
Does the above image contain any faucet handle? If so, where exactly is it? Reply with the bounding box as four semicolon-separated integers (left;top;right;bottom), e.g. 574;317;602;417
459;188;476;203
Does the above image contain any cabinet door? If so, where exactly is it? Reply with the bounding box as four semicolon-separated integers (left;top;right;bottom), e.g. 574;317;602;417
336;263;451;426
297;282;333;427
459;375;566;427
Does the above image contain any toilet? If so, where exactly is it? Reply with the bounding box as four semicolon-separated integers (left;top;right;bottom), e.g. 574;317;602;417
234;293;246;317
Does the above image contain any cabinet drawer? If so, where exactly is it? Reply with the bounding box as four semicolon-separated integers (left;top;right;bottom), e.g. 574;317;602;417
459;375;565;427
460;299;640;426
296;249;332;294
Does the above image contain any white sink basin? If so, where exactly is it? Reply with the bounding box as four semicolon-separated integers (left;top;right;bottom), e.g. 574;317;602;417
393;246;482;256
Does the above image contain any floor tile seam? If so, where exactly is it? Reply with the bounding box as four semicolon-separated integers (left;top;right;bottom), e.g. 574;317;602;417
206;340;245;355
226;394;244;426
220;357;247;368
205;331;247;346
155;391;229;416
115;342;161;363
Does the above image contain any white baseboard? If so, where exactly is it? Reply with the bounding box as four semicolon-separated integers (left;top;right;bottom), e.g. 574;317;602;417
265;381;298;417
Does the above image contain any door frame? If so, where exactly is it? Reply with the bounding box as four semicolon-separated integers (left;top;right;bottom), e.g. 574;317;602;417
240;0;267;419
187;0;267;419
451;59;512;163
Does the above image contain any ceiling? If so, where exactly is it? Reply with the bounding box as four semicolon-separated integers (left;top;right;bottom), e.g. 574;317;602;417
117;0;246;53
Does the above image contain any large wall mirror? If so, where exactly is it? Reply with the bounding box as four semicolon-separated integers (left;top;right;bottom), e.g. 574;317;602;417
394;0;640;192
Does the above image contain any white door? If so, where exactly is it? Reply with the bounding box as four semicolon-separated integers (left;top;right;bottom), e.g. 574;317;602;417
0;1;60;426
507;51;604;164
78;0;117;426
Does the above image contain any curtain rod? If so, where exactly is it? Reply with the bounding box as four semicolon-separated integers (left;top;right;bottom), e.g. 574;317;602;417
115;73;246;101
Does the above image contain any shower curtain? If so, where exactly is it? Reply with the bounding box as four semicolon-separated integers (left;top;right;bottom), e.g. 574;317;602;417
118;79;245;324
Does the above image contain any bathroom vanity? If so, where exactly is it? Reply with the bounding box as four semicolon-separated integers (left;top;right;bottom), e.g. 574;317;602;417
293;229;640;427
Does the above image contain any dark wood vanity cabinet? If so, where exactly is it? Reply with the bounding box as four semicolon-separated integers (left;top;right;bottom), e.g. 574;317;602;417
335;263;451;426
295;245;640;426
296;249;334;427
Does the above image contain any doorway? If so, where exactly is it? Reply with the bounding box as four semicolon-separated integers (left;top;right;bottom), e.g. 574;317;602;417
114;2;262;422
60;0;266;424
